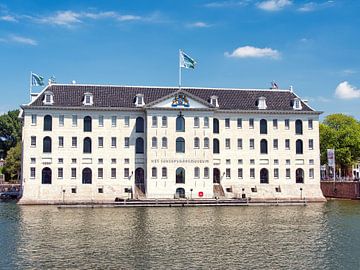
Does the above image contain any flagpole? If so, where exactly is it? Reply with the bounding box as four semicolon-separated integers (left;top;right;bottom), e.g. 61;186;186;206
179;49;182;90
29;71;32;98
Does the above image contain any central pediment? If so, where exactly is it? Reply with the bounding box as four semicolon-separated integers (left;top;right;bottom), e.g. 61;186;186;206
147;90;212;109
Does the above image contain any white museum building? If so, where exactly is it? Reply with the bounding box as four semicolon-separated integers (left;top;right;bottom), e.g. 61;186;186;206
19;83;325;204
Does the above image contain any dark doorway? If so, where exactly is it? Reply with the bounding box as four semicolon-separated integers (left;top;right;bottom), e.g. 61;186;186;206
213;168;220;184
176;188;185;198
135;168;145;194
260;168;269;184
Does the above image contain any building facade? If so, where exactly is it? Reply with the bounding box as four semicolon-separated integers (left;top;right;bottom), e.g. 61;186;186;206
19;84;325;204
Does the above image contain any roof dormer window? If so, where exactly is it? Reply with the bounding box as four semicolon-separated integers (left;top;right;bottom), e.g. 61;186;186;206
293;98;302;110
210;95;219;107
257;96;267;110
135;93;145;107
83;92;93;106
43;91;54;105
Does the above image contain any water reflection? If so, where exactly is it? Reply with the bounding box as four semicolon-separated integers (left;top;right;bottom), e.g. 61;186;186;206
0;202;359;269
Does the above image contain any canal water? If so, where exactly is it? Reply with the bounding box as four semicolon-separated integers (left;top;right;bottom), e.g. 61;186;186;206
1;201;360;270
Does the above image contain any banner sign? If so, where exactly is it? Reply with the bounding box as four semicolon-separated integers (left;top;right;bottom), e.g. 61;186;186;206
327;149;335;167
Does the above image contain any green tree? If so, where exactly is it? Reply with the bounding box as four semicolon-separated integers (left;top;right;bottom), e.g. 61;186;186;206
3;142;21;182
320;114;360;176
0;109;21;159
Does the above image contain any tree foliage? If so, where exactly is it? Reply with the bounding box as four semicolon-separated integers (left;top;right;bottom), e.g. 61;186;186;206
320;114;360;175
3;142;21;181
0;110;21;158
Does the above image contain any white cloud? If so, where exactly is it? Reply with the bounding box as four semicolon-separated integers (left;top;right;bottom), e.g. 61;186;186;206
297;1;335;12
225;46;280;59
0;35;38;45
257;0;292;11
335;81;360;99
187;21;210;28
36;10;81;26
117;15;142;21
0;15;17;22
204;1;250;8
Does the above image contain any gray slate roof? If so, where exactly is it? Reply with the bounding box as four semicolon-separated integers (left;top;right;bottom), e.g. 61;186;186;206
29;84;315;112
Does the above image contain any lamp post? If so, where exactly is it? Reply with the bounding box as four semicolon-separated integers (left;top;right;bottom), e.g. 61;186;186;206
190;188;193;200
300;187;303;200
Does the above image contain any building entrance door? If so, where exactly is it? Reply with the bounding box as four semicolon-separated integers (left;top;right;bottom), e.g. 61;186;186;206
213;168;220;184
135;168;145;194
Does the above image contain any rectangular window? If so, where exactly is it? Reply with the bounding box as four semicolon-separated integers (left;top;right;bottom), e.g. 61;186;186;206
250;168;255;178
238;159;243;165
152;167;157;178
30;158;36;164
72;158;77;164
152;137;157;148
286;168;291;178
59;115;64;126
237;139;243;149
72;137;77;148
71;168;76;178
124;137;130;148
124;116;130;127
273;119;278;129
286;159;290;165
309;159;314;165
161;116;167;127
58;168;63;178
237;118;242;128
72;115;77;126
204;168;209;178
194;117;200;128
30;167;35;178
194;168;200;178
58;158;63;164
111;158;116;164
308;119;313;129
285;119;290;129
309;168;314;179
71;188;77;194
274;168;279;179
204;117;209;128
58;136;64;148
124;158;129;164
250;159;255;165
98;168;103;178
124;168;129;178
111;137;116;147
309;139;314;150
225;118;230;128
111;116;117;127
162;167;167;178
250;139;255;150
98;115;104;127
226;168;231;178
274;159;279;165
111;168;116;178
31;136;36;147
152;116;157;127
285;139;290;150
31;114;37;125
273;139;278;150
98;137;104;148
238;168;243;178
225;138;231;149
249;118;254;129
98;158;103;164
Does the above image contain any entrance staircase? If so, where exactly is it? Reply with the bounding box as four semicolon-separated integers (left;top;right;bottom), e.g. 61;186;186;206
134;186;146;199
213;184;225;198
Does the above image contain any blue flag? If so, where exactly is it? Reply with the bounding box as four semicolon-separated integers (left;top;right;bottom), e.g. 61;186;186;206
32;73;44;86
180;50;196;69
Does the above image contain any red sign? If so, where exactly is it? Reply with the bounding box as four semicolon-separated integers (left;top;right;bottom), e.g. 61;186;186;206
198;191;203;197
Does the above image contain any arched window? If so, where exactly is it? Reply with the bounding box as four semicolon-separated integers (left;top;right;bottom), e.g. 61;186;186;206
43;115;52;131
204;167;209;178
162;137;168;148
296;168;304;183
83;137;92;153
84;116;92;132
152;137;157;148
152;167;157;178
176;167;185;184
162;167;167;178
42;167;52;184
176;115;185;132
260;139;268;154
260;119;267;134
295;119;303;135
296;139;303;154
43;136;52;153
204;117;209;128
260;168;269;184
194;167;200;178
213;139;220;154
194;117;199;127
136;117;144;133
162;116;167;127
213;118;219;134
194;137;200;148
204;137;209;148
82;168;92;184
152;116;157;127
136;137;144;154
176;137;185;153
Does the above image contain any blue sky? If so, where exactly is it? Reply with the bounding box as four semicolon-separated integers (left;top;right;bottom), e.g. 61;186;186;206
1;0;360;118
